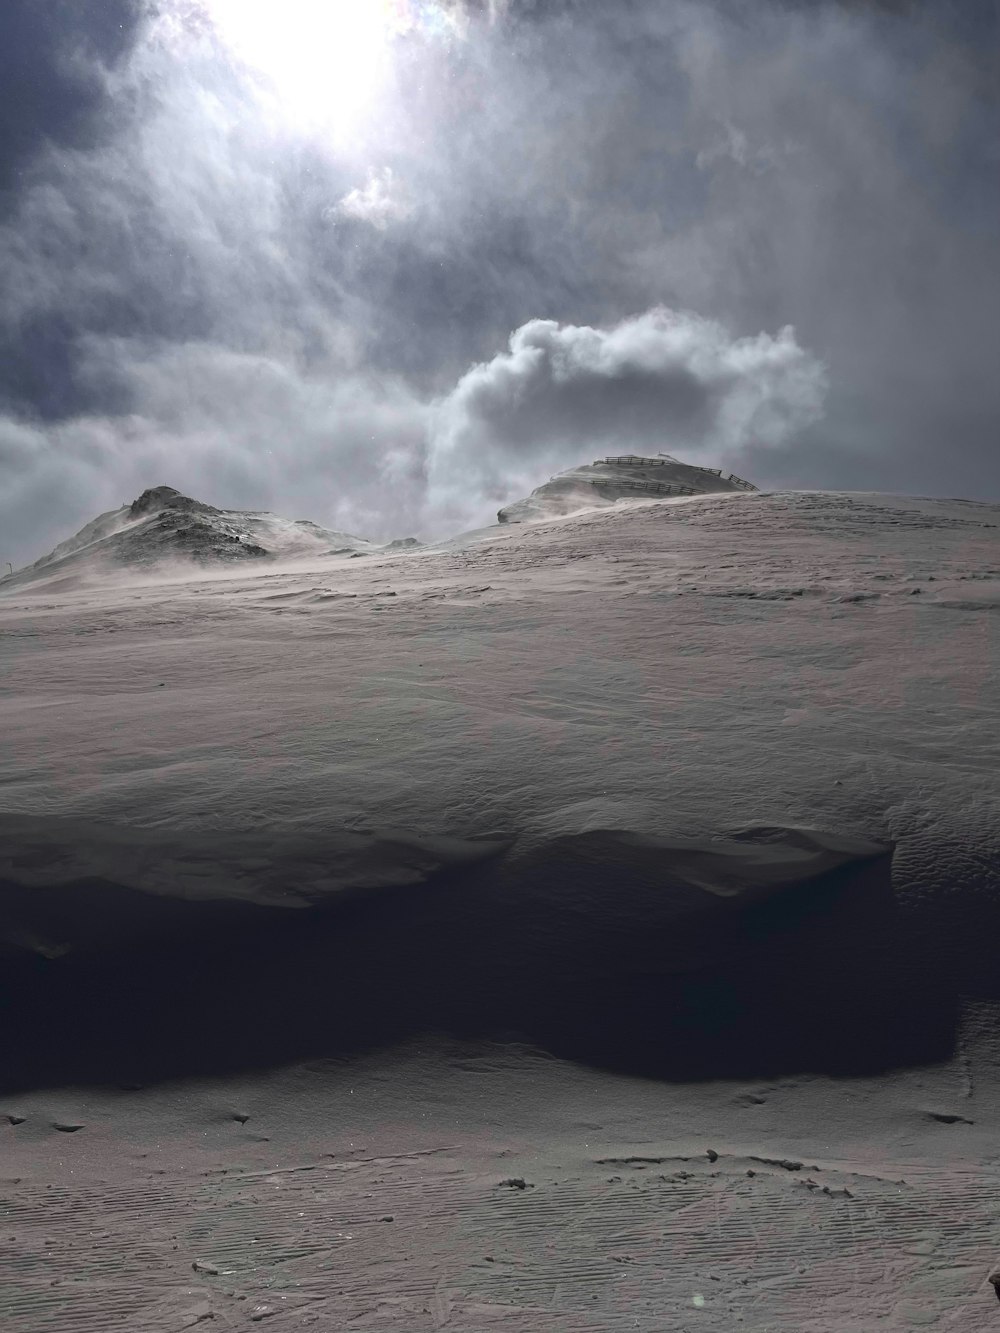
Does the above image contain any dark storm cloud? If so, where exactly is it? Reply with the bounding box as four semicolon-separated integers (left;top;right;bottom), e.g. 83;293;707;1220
0;0;151;419
0;0;144;200
0;0;998;567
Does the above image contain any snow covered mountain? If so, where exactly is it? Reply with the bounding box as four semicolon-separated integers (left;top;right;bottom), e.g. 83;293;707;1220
3;485;387;588
497;452;757;523
4;459;754;588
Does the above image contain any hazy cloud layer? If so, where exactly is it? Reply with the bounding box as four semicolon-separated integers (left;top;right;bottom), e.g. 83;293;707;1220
1;0;997;564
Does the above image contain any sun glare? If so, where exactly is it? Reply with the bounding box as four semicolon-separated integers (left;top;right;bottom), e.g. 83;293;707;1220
205;0;411;134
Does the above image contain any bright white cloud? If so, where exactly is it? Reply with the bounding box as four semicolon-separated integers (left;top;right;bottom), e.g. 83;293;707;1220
333;168;413;231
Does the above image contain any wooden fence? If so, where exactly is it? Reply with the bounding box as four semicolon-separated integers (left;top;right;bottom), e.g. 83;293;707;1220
592;455;758;491
590;477;695;496
600;455;671;466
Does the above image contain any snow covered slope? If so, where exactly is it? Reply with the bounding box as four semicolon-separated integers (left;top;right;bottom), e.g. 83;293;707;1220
2;485;383;589
497;452;756;523
1;488;997;1046
2;485;1000;1331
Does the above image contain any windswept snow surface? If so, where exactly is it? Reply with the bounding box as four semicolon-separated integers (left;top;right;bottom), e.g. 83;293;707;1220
2;487;1000;1331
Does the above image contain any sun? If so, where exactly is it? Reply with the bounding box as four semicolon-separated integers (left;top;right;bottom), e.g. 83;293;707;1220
205;0;403;135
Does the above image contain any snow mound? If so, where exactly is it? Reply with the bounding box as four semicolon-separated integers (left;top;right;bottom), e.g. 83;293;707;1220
4;485;379;587
498;453;757;523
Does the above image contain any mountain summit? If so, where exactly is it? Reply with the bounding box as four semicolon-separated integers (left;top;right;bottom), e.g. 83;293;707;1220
4;486;380;588
497;453;757;523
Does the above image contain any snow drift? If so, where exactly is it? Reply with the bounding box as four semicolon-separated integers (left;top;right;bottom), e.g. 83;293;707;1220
1;484;998;1090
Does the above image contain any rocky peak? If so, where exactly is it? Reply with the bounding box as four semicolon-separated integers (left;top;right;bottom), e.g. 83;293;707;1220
130;486;216;518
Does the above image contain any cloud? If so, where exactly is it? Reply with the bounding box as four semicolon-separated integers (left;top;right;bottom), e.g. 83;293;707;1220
0;0;143;203
428;310;826;521
332;168;413;231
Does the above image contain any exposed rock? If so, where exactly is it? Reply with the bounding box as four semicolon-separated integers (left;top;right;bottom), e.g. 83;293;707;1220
130;486;216;519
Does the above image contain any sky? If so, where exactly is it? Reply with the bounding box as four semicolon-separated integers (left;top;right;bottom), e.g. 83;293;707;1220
1;0;998;562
